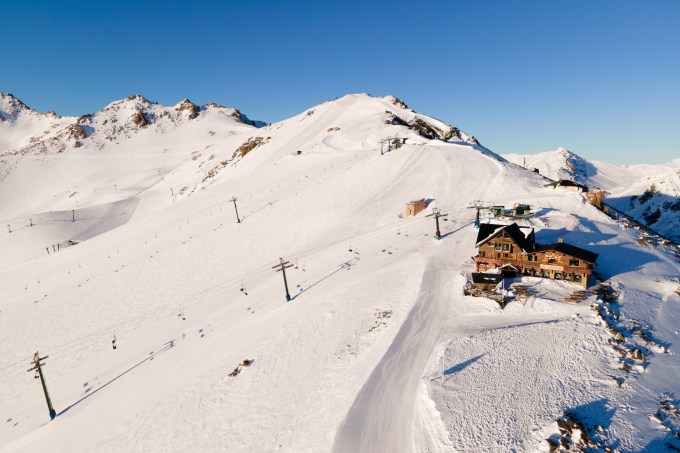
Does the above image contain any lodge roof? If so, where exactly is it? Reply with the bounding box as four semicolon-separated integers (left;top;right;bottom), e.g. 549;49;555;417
475;222;534;252
535;242;599;263
545;180;588;191
471;272;505;284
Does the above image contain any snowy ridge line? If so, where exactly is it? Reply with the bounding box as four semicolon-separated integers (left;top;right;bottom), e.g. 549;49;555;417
0;209;449;384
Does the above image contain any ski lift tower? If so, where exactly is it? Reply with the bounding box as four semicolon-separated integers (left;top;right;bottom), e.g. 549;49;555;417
467;200;492;228
379;137;407;155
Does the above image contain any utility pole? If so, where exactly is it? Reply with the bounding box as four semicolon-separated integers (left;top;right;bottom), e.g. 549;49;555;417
272;257;293;302
72;209;75;222
426;208;448;240
27;352;56;420
229;197;241;223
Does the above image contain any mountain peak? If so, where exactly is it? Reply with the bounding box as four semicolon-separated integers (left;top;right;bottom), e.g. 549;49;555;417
0;92;34;120
126;94;150;102
382;95;411;110
175;99;199;119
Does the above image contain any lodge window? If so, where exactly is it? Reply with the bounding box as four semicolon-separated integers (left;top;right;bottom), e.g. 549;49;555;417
524;268;531;275
480;251;486;257
547;258;557;264
504;253;509;257
542;270;550;278
495;244;502;251
574;274;582;283
527;255;536;262
554;272;562;280
502;243;510;251
569;259;580;267
565;273;572;281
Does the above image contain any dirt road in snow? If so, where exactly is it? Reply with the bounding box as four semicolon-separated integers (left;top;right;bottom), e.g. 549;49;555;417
333;259;449;453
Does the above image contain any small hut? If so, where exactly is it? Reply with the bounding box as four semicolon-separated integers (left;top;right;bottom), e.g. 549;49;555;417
404;198;426;217
471;272;505;291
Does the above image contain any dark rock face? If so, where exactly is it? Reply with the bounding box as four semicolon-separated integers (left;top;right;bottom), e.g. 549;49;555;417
642;207;662;225
77;114;92;124
390;96;410;110
384;111;471;143
203;102;225;109
409;118;443;140
385;111;408;127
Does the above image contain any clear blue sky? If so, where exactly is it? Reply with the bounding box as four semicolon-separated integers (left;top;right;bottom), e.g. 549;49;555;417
2;0;678;164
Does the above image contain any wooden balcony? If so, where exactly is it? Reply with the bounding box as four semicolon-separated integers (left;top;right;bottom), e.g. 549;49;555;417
474;256;593;276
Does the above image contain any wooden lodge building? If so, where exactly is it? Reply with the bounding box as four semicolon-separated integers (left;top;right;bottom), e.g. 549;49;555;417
474;223;598;288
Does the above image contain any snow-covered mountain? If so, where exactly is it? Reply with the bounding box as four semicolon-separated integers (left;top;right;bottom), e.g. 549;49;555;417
1;93;679;452
0;93;263;156
607;168;680;241
503;147;680;242
504;147;595;184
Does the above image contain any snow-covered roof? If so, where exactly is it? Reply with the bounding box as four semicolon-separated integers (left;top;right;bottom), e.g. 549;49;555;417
475;222;534;252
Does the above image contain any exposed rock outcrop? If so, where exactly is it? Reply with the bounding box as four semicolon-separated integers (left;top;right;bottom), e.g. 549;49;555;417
131;111;148;127
65;123;87;140
235;136;269;158
176;99;200;119
384;111;478;144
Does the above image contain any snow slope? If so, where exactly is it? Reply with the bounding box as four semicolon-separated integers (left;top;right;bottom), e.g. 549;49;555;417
0;94;679;452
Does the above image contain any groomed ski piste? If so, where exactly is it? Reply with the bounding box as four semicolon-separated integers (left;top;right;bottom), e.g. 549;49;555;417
1;94;679;452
